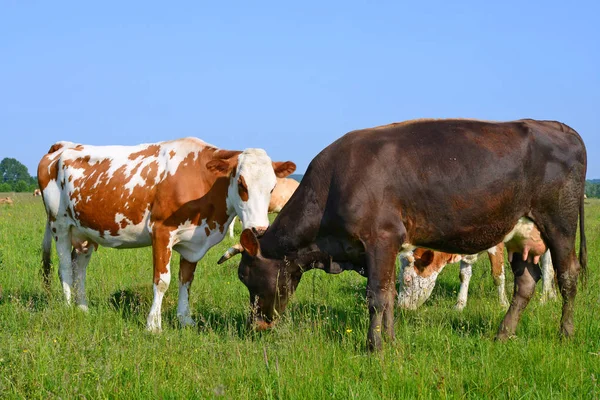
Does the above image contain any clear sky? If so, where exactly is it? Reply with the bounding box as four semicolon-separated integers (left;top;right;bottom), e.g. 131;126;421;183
1;1;598;178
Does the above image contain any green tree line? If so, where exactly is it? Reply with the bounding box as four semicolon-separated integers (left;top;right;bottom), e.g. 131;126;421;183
0;158;38;193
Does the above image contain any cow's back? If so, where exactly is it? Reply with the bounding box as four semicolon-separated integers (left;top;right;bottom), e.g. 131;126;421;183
38;138;216;248
302;119;586;254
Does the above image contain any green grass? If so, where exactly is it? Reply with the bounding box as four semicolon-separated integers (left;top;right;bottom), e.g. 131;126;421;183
0;193;599;399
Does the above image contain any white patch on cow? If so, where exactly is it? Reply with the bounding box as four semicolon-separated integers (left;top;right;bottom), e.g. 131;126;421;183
493;270;509;309
503;217;535;243
487;246;497;256
540;249;557;303
171;216;234;262
455;261;473;311
397;259;440;310
147;270;171;333
227;149;277;230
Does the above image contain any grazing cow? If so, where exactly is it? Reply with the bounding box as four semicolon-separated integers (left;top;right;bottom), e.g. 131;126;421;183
398;245;557;311
228;177;300;238
219;119;586;351
33;189;42;196
37;138;295;332
0;196;13;205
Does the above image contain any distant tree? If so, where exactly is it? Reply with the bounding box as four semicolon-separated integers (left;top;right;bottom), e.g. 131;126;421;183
0;158;31;183
0;182;11;192
14;180;29;192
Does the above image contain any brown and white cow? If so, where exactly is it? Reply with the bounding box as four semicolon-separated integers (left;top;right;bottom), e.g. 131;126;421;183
398;244;557;311
220;119;586;351
33;189;42;196
0;196;13;205
228;177;300;238
37;138;295;332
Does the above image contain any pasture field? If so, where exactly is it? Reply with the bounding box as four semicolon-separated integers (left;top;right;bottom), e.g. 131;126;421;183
0;193;599;399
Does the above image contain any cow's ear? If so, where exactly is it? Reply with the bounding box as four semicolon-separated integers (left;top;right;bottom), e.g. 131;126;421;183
414;249;435;270
240;229;261;258
206;159;232;176
273;161;296;178
296;251;342;273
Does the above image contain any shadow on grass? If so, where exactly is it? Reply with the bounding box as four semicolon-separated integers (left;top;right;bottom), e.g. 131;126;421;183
109;286;150;326
0;288;50;312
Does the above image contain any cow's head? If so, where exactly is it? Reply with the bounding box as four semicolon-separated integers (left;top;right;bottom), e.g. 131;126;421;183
233;229;324;330
397;249;462;310
207;148;295;232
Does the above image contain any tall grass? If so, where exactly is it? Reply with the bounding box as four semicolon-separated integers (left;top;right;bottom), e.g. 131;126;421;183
0;193;598;398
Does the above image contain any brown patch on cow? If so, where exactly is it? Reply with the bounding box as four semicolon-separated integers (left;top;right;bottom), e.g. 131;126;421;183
489;243;505;279
412;248;454;278
169;150;176;159
128;145;161;160
238;175;249;201
204;227;210;236
47;143;65;153
52;227;57;233
37;155;60;191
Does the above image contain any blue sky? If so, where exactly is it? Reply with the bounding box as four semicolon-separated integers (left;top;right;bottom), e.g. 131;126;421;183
1;1;598;177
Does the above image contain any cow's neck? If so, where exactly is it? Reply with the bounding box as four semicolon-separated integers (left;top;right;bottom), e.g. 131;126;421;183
260;183;327;259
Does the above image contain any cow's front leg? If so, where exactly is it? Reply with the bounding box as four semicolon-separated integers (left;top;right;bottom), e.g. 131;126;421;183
147;230;173;333
365;238;398;351
177;257;198;327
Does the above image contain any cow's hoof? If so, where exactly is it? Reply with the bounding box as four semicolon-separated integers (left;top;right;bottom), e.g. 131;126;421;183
178;315;196;328
453;303;466;312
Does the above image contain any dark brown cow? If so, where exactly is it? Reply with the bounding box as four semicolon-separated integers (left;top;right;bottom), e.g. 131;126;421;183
220;118;587;351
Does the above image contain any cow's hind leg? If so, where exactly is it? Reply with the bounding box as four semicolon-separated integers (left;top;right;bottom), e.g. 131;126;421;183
496;256;541;340
364;236;399;351
550;243;580;338
147;230;173;333
72;246;94;311
55;234;74;304
177;257;198;327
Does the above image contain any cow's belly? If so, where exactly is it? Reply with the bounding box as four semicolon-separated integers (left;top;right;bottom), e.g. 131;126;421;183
71;217;152;249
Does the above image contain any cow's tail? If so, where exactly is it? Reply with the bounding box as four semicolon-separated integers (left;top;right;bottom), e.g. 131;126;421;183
42;219;53;288
579;193;587;286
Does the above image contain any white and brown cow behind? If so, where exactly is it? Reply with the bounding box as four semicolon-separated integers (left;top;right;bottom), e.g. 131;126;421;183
38;138;295;332
228;177;300;238
398;218;557;311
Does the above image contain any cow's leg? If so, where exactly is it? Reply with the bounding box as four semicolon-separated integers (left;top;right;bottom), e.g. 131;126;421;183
71;246;94;311
55;234;74;304
539;250;557;303
488;245;509;309
496;256;541;340
177;257;198;327
147;231;173;333
364;238;398;351
551;245;580;338
455;260;473;311
228;216;236;238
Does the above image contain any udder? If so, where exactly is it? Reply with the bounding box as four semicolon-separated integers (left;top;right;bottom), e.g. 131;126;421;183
503;217;547;264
